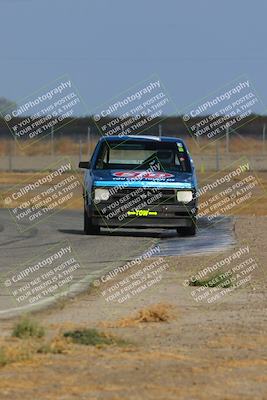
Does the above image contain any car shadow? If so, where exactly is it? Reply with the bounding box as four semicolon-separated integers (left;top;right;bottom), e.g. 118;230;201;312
58;228;176;239
101;229;177;238
58;229;85;235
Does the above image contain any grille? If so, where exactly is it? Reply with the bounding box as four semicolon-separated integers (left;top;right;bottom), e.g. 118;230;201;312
100;187;176;205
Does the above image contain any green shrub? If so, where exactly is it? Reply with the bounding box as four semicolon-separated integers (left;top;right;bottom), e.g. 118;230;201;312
189;272;233;288
0;348;8;367
63;328;127;347
12;317;45;339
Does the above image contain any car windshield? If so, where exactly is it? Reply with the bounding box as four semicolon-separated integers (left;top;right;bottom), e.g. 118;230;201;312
95;140;192;172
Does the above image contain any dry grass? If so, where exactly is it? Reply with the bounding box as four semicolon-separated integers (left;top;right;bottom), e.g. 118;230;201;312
0;138;96;157
0;136;266;157
36;336;70;355
134;303;176;323
0;171;83;209
186;135;267;155
100;303;176;328
0;339;39;367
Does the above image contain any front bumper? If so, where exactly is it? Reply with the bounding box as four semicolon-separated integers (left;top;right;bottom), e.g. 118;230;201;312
91;215;195;228
89;200;197;229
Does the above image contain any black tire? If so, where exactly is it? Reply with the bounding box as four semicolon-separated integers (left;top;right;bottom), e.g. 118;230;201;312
176;224;196;236
84;208;100;235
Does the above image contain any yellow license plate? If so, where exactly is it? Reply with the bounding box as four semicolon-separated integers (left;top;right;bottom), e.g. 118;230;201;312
127;209;158;217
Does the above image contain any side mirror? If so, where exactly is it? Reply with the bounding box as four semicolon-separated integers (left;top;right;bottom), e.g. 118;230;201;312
79;161;91;169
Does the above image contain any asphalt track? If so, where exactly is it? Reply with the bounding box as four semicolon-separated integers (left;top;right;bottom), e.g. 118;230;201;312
0;208;235;317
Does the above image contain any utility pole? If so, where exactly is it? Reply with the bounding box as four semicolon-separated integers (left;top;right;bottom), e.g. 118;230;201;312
216;140;220;171
79;136;82;162
87;126;91;157
51;126;54;157
196;126;200;147
263;123;266;154
8;140;12;172
226;127;229;154
158;123;162;137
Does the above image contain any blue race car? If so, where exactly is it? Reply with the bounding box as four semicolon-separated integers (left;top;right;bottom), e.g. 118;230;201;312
79;135;198;236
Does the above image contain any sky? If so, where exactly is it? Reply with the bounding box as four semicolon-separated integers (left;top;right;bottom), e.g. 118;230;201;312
0;0;267;115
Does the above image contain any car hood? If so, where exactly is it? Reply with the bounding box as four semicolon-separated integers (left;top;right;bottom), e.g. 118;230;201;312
92;169;195;189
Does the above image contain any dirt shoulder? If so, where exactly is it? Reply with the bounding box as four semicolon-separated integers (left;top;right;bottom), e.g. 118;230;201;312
0;215;266;400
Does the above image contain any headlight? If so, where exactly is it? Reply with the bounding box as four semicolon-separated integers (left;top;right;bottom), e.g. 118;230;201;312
177;190;193;203
94;188;110;202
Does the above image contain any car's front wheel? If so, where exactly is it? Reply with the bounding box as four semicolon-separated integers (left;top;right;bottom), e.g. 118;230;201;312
176;223;196;236
84;208;100;235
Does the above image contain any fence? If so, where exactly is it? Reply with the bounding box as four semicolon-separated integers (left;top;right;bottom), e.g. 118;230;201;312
1;123;267;172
